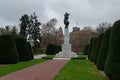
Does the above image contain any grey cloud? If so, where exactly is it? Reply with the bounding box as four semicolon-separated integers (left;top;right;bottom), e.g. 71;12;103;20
0;0;46;25
0;0;120;30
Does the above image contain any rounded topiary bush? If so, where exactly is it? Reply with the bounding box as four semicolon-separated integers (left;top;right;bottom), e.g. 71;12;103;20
96;27;111;70
46;44;61;55
46;44;55;55
88;37;94;60
15;37;31;61
104;20;120;80
93;33;104;64
0;35;19;64
83;44;90;55
55;45;61;53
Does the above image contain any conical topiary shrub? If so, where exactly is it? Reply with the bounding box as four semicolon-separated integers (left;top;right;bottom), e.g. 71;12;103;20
104;20;120;80
90;37;97;62
96;27;111;70
93;33;104;64
88;37;94;60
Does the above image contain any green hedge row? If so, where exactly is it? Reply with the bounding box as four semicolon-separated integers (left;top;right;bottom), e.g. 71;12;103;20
0;35;33;64
46;44;61;55
85;20;120;80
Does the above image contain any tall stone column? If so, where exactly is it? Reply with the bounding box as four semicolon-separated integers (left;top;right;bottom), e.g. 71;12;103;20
64;28;69;45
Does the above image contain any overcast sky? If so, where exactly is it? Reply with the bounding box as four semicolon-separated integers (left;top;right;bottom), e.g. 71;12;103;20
0;0;120;31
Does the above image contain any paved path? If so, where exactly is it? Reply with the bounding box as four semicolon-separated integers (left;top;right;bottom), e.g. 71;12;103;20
0;60;68;80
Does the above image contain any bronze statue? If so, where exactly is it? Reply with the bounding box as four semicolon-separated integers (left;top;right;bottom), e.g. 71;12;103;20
64;12;70;29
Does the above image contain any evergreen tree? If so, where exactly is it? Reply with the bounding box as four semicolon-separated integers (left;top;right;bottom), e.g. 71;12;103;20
19;14;29;38
28;12;41;53
19;13;41;53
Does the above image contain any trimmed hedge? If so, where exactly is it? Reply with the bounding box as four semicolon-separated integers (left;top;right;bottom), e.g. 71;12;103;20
88;38;94;59
0;35;19;64
46;44;61;55
83;44;90;55
46;44;54;55
27;42;34;60
93;33;104;64
90;37;97;62
96;27;111;70
15;37;31;61
104;20;120;80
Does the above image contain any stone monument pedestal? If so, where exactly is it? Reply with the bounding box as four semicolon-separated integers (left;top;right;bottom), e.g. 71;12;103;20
55;28;77;58
56;44;77;57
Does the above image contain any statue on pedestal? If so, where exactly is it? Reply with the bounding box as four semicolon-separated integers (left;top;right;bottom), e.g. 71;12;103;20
64;12;70;29
55;12;77;58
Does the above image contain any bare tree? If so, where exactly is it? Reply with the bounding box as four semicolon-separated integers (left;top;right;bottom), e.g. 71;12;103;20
70;26;96;52
41;18;57;48
42;18;57;34
96;22;112;34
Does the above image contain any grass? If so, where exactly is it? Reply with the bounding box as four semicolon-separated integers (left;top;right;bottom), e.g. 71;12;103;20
0;59;46;76
53;60;107;80
42;55;55;59
71;55;88;60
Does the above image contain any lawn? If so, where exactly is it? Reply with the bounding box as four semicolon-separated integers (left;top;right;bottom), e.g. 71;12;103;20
42;55;55;59
71;55;88;60
0;59;46;76
53;60;107;80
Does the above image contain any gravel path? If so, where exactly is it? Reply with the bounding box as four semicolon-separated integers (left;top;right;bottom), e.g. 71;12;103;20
34;54;46;59
0;64;8;67
0;60;68;80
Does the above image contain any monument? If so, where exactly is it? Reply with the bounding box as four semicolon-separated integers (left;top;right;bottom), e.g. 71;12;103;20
55;12;78;57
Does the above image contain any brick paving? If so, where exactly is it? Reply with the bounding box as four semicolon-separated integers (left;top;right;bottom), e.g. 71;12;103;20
0;60;68;80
